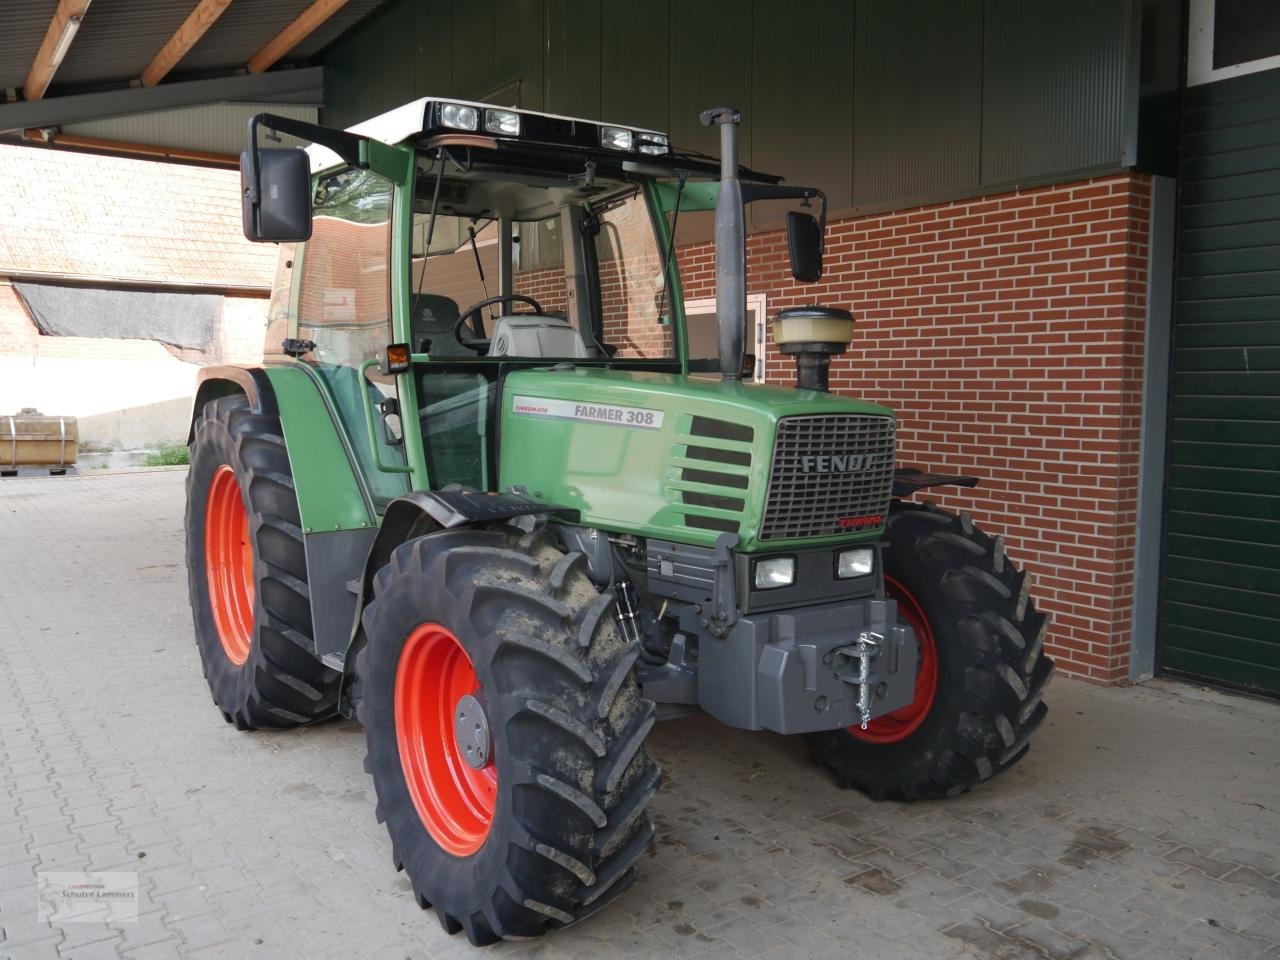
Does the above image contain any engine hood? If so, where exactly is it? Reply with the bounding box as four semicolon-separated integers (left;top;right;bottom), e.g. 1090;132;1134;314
497;368;895;552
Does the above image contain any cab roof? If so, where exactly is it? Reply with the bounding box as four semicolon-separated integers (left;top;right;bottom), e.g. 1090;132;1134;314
305;96;780;185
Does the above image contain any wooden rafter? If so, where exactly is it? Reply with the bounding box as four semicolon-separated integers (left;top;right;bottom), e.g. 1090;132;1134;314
140;0;235;87
246;0;350;75
23;127;238;167
24;0;93;102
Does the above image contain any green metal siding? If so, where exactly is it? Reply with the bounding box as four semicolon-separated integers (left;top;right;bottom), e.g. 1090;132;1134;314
853;0;983;205
318;0;1141;215
982;0;1136;182
1163;66;1280;696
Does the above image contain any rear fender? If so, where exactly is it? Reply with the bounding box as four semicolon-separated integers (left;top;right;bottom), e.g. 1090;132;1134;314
190;364;377;665
187;366;277;442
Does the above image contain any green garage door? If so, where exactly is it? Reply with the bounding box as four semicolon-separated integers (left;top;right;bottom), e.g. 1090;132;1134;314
1163;66;1280;696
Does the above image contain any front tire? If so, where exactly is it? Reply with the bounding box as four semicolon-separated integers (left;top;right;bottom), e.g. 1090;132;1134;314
185;394;341;729
358;528;660;945
804;501;1054;800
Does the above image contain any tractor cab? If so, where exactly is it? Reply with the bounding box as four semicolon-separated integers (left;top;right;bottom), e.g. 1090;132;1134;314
243;101;835;506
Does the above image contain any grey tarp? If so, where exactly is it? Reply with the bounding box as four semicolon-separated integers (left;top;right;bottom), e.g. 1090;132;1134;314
13;282;218;349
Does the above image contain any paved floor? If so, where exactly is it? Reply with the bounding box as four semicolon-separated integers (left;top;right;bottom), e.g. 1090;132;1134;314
0;470;1277;960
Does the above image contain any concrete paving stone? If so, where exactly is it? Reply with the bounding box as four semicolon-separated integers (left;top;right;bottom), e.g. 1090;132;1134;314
0;939;63;960
52;923;123;954
1223;866;1280;900
2;469;1279;960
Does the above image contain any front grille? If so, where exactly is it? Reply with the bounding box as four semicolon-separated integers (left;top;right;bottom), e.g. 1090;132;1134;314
760;414;896;540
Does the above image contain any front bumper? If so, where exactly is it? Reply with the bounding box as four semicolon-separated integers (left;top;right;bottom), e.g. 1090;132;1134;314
696;596;918;735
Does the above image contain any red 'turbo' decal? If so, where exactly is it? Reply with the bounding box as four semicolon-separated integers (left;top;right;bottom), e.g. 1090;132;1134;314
837;515;884;530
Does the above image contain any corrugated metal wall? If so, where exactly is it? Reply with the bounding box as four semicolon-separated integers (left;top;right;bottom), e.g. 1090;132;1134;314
319;0;1139;215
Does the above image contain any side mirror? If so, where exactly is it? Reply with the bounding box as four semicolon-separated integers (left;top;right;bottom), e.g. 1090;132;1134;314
240;147;312;243
786;210;823;282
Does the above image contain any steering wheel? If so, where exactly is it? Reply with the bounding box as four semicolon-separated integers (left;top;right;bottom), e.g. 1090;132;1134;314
453;294;544;353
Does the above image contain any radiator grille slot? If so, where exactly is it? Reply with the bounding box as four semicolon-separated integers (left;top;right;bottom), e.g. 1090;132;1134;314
760;414;895;540
673;417;755;535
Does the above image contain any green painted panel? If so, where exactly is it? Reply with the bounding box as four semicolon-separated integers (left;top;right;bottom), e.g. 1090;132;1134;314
1171;398;1280;422
1179;245;1280;278
451;0;495;99
1165;510;1280;547
1160;622;1280;669
1166;488;1280;523
263;366;376;533
1174;346;1280;372
544;0;600;118
1173;370;1280;397
1169;441;1280;471
1183;145;1280;182
1180;220;1280;254
1171;418;1280;444
497;367;892;552
1180;195;1280;230
600;0;668;130
1174;321;1280;347
1165;603;1280;659
853;0;982;206
1182;346;1280;374
1183;93;1280;135
494;0;545;108
1170;463;1280;495
1164;577;1280;620
1180;271;1280;303
1161;646;1280;693
1181;168;1280;206
1163;553;1280;595
1161;60;1280;701
1184;117;1280;159
1176;296;1280;324
1165;533;1280;578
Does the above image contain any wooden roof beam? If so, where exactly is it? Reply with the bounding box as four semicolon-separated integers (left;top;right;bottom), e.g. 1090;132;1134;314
140;0;235;87
24;0;94;102
246;0;350;75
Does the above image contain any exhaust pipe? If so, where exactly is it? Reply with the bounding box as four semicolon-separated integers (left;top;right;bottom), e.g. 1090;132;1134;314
699;107;745;381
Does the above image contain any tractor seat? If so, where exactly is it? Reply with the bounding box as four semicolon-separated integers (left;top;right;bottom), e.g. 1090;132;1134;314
409;293;468;357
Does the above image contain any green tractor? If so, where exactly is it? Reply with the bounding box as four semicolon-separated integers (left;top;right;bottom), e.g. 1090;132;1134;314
186;99;1053;944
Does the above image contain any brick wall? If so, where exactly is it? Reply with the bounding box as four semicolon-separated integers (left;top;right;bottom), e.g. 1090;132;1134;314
677;174;1152;683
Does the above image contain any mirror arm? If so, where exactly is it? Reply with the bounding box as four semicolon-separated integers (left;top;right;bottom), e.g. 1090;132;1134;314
245;112;371;207
739;184;828;256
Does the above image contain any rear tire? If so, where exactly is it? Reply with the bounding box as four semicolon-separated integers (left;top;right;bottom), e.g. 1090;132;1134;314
358;528;660;945
185;394;341;729
803;501;1054;800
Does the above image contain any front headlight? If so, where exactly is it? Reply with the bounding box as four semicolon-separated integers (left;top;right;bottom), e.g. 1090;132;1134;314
600;126;634;151
484;108;520;135
836;547;874;579
754;556;795;590
440;102;479;131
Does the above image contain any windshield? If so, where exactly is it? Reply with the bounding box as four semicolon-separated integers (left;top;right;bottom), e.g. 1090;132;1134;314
409;162;675;362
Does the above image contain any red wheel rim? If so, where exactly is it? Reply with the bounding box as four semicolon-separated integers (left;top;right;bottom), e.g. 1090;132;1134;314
205;465;254;666
846;575;939;744
395;623;496;857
